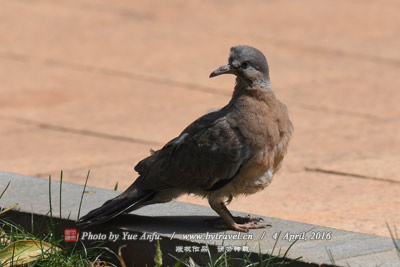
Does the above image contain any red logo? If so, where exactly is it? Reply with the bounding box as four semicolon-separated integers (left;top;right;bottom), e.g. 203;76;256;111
64;228;78;242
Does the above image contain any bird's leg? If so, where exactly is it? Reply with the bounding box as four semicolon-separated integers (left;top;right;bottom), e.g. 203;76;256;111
208;200;266;232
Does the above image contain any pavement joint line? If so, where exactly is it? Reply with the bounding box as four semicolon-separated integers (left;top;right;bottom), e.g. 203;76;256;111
0;114;163;147
296;103;390;121
34;159;135;179
224;32;400;68
0;50;230;97
305;167;400;184
1;51;397;123
0;51;30;62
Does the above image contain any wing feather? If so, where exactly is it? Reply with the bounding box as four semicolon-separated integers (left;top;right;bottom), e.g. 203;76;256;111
134;111;250;192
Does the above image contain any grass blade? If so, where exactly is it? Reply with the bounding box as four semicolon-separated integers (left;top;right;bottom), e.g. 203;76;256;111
386;223;400;261
77;170;90;220
0;203;19;215
0;181;11;200
48;175;53;220
59;170;63;219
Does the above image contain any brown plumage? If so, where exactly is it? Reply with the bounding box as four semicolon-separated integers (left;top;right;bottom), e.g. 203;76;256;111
78;45;293;232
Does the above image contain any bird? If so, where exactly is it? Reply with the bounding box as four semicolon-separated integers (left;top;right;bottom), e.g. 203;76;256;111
77;45;293;232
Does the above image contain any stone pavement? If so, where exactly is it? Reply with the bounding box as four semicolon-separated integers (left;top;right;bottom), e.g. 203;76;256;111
0;0;399;238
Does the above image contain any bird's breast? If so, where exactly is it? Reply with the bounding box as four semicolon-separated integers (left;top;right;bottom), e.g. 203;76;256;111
229;126;291;196
230;98;281;149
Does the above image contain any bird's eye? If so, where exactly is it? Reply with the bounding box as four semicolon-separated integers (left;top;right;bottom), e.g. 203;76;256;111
241;61;249;69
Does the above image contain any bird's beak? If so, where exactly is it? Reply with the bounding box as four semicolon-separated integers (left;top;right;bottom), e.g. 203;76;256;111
209;64;235;78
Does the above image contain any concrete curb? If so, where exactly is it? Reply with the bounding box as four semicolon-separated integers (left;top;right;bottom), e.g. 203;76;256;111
0;171;398;266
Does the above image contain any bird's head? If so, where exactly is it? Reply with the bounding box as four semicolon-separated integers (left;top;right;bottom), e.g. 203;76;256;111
210;45;270;88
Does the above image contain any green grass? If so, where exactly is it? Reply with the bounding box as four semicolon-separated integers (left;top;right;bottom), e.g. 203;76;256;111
0;170;118;266
387;223;400;262
0;217;117;266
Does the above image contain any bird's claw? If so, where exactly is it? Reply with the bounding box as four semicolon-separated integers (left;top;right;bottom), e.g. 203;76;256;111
233;216;265;224
205;217;270;232
231;223;266;232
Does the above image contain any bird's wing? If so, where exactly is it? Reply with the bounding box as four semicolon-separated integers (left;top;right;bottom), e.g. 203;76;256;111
134;111;251;192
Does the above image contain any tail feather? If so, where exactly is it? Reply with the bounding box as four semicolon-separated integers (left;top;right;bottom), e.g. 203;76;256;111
77;188;155;227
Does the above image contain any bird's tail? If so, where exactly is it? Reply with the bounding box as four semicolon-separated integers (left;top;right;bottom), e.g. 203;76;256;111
76;184;156;227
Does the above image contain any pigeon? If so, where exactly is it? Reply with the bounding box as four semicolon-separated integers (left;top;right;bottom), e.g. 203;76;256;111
77;45;293;232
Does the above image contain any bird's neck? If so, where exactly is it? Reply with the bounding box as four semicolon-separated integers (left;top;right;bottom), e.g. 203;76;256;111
232;77;274;101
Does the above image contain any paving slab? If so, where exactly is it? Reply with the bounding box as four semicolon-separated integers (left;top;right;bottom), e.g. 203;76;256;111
2;0;400;105
310;157;400;183
278;106;400;183
285;66;400;120
35;160;139;191
0;60;229;144
0;127;150;189
1;172;399;266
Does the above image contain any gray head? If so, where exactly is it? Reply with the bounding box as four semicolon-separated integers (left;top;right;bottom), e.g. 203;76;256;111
210;45;270;84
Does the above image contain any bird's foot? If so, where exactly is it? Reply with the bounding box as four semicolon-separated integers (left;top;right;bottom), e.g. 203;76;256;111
205;215;265;225
232;215;265;224
205;216;270;232
231;222;266;232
